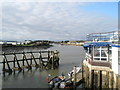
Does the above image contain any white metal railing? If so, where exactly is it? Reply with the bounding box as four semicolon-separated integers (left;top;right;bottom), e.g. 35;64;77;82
87;31;120;43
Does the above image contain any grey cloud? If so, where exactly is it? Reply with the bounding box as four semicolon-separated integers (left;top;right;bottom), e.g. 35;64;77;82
2;2;117;41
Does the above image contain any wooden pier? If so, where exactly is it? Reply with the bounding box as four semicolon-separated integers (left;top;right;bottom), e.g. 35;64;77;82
0;50;59;73
83;60;120;89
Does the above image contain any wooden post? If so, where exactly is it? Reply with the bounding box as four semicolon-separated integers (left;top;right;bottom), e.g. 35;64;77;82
111;72;114;89
82;64;84;88
91;70;94;90
23;52;31;69
30;52;32;66
39;51;44;68
52;52;55;69
31;52;38;67
52;55;54;69
22;53;25;67
48;50;50;61
73;66;76;89
106;71;109;88
13;54;16;68
116;75;118;88
2;57;5;71
39;51;42;68
99;70;102;90
14;53;22;70
3;54;12;72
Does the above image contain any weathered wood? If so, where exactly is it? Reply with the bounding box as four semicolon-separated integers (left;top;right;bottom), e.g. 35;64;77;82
0;51;54;55
106;71;109;88
2;57;5;71
52;52;54;69
14;53;22;70
91;70;94;90
99;70;102;90
30;52;38;67
3;54;12;72
23;52;31;69
1;50;59;72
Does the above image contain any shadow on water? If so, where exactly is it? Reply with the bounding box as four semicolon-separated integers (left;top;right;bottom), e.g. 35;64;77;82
1;44;85;88
2;67;60;88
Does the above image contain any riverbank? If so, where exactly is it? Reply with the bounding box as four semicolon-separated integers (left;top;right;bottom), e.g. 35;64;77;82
1;44;53;53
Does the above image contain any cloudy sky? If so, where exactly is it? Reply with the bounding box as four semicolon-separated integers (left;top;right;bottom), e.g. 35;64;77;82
1;1;118;41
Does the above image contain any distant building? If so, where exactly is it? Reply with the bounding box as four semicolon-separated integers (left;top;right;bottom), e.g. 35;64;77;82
0;40;17;45
24;40;32;44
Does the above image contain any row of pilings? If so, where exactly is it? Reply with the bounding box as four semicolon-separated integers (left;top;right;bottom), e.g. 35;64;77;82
0;50;60;73
82;64;120;89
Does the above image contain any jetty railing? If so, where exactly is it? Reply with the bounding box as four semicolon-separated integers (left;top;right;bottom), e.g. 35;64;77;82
86;31;120;44
0;50;59;73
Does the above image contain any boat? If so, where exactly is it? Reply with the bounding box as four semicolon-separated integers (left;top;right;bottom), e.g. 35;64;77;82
46;67;82;89
68;66;82;78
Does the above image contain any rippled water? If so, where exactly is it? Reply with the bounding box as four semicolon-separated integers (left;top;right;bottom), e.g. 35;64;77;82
1;44;85;88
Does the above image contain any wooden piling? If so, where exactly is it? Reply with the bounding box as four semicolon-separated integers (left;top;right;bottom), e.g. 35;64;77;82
51;52;54;69
1;50;59;72
30;52;38;67
106;71;109;88
14;53;22;70
99;70;102;90
22;52;25;67
23;52;31;69
73;66;76;89
91;70;94;90
3;53;12;72
3;58;5;71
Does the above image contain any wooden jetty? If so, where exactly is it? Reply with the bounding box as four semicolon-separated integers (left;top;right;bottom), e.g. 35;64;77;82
0;50;59;73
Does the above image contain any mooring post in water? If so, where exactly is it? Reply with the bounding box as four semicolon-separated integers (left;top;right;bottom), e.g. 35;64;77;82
31;52;38;67
99;70;102;90
91;70;94;90
22;51;25;67
106;71;109;88
48;50;50;61
73;66;76;89
3;57;5;71
14;52;22;70
111;72;114;89
1;50;60;72
30;52;33;66
51;51;54;69
23;52;31;69
39;51;42;68
13;53;16;68
3;53;12;72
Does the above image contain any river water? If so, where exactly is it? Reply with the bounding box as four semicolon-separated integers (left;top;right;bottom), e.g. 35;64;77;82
1;44;85;88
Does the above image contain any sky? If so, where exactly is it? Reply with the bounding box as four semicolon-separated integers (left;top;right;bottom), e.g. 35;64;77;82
1;1;118;41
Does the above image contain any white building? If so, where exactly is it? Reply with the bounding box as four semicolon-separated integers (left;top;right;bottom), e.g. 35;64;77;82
112;45;120;75
84;31;120;75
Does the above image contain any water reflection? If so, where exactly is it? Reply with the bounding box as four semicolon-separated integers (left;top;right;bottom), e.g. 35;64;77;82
2;44;85;88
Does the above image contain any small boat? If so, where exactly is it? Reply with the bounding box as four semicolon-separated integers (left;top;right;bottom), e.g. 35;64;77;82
46;67;82;89
46;72;74;89
68;66;82;78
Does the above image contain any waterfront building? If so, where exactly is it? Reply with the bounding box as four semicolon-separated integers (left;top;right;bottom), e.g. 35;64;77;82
0;40;17;45
83;31;120;89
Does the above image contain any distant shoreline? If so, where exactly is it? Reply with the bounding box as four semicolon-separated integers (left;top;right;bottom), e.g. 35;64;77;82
1;44;53;47
1;44;53;53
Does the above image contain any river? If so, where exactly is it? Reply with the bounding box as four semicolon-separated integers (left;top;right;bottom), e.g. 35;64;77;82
1;44;85;88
